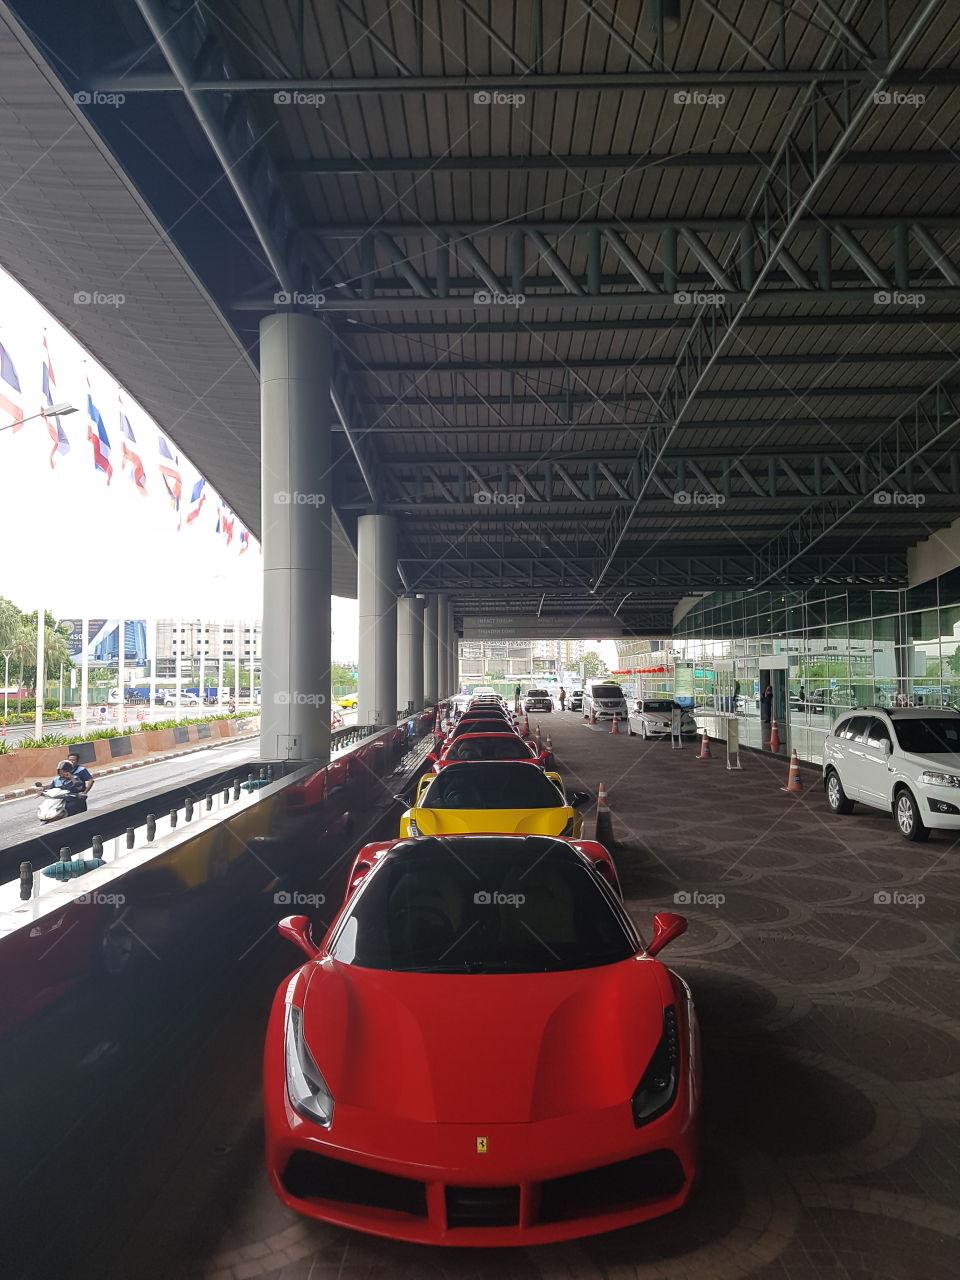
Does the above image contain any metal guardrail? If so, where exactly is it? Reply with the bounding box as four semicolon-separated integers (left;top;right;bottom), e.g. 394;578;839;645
12;765;276;904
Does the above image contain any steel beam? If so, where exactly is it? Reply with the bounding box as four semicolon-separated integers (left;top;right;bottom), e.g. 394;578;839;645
96;69;960;94
398;553;908;592
278;150;959;175
592;0;944;588
369;448;960;507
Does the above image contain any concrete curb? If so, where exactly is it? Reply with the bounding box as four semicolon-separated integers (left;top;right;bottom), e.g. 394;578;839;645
0;730;261;804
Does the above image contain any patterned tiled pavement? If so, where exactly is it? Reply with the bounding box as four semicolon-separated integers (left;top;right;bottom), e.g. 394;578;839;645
9;713;960;1279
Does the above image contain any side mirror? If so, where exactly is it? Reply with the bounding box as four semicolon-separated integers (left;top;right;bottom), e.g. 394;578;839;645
645;911;687;957
883;739;892;755
277;914;320;959
569;791;591;808
392;793;409;805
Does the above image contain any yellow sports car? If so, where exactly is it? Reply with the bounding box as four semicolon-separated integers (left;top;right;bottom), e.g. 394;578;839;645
337;694;358;709
400;760;589;838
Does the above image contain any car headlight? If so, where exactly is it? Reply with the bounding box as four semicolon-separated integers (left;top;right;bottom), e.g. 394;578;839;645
631;1006;679;1126
921;770;960;788
285;1004;335;1127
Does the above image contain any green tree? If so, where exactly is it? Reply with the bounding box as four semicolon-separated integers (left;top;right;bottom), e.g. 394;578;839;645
331;663;358;691
581;650;609;679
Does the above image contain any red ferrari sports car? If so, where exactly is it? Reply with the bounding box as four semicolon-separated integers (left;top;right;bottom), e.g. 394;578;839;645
264;835;700;1246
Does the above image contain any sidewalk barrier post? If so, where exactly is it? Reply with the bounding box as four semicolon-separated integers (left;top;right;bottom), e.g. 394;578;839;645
725;716;742;770
781;748;804;793
91;835;104;860
145;814;156;842
125;828;135;850
170;808;178;828
19;860;32;902
185;798;194;822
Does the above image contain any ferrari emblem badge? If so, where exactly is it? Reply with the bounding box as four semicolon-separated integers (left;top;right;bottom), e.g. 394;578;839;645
476;1136;488;1154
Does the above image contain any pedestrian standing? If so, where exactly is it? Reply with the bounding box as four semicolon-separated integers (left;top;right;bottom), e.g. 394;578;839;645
760;684;774;727
559;686;566;710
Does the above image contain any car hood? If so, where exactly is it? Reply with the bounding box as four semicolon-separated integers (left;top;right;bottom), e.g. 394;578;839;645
406;806;574;835
907;751;960;773
300;958;669;1123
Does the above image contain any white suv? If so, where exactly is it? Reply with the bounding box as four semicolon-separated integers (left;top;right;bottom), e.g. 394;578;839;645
582;681;629;722
822;706;960;841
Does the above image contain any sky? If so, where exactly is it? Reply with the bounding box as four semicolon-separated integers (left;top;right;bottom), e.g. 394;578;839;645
0;265;361;658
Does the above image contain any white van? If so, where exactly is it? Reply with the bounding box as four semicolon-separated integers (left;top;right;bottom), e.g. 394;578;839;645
582;681;629;722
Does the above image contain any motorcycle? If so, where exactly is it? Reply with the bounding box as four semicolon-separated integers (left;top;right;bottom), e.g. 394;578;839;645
34;782;87;824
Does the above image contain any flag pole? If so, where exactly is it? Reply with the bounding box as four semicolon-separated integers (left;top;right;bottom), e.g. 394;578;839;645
34;605;45;739
79;616;89;737
116;616;125;729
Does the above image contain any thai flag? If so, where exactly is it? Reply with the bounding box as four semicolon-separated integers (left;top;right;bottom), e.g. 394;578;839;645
158;436;182;520
238;528;249;554
217;504;235;544
87;390;112;482
119;403;147;495
185;476;206;525
42;337;69;468
0;333;23;428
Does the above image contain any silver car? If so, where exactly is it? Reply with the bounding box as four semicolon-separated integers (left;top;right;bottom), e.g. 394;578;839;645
629;699;698;739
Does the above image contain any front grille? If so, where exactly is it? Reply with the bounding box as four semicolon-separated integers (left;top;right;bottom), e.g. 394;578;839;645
538;1150;685;1224
445;1184;521;1228
282;1151;427;1218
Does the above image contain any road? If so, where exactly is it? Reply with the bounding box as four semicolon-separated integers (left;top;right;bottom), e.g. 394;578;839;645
0;738;261;850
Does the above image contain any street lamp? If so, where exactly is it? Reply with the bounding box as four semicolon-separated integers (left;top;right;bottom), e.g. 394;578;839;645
0;402;77;433
2;649;12;721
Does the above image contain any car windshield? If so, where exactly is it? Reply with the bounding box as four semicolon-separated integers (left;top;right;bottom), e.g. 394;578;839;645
892;717;960;754
592;685;624;698
329;838;637;973
450;718;513;739
527;690;549;697
643;700;676;713
421;762;564;809
445;736;533;761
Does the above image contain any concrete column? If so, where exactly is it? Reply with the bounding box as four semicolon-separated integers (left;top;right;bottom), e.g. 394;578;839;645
260;313;332;762
436;592;450;697
423;595;440;705
357;514;399;726
397;595;424;713
445;600;458;695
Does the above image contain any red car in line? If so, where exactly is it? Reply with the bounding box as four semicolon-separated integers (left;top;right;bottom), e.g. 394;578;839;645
264;835;699;1245
425;732;550;771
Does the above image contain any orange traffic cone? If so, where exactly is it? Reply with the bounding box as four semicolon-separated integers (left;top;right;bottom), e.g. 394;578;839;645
610;712;620;734
695;728;712;759
589;704;597;725
545;733;553;753
769;718;781;751
781;748;803;794
523;712;530;736
535;722;542;748
594;782;614;847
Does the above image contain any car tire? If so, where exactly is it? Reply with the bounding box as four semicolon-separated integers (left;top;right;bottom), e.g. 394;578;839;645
640;722;649;740
894;787;929;842
825;770;854;815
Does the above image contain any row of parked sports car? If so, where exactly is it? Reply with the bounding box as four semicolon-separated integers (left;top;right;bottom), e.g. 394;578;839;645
264;693;700;1245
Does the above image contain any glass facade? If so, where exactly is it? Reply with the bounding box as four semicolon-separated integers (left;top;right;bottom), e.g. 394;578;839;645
672;569;960;764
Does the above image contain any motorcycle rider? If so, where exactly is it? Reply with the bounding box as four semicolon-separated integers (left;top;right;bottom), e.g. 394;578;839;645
41;761;89;816
66;752;95;798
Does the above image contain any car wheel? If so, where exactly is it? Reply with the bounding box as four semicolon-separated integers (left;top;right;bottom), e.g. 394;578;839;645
825;770;854;814
640;721;648;740
894;788;929;842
